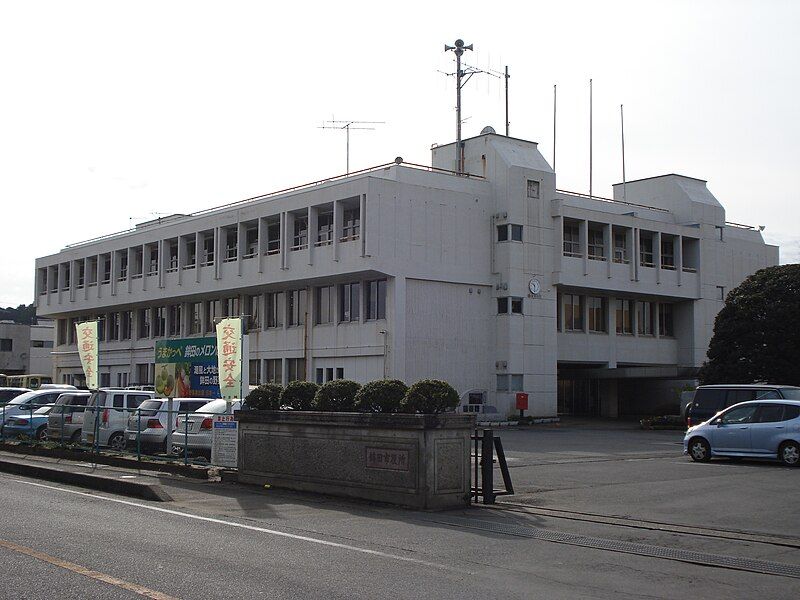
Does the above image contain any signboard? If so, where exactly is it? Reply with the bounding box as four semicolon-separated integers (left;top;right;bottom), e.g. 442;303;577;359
216;318;242;400
515;392;529;411
75;321;98;389
211;414;238;468
154;337;219;399
365;447;410;472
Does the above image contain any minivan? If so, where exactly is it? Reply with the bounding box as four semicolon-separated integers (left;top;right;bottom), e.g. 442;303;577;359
47;392;91;442
82;388;155;450
686;385;800;427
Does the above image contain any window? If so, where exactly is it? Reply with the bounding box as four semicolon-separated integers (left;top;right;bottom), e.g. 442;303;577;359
292;216;308;250
190;303;202;334
497;374;523;391
224;229;237;262
31;340;53;348
316;368;324;385
147;246;159;275
527;179;540;199
120;311;132;340
102;255;112;283
136;364;150;385
224;297;239;318
317;212;333;245
496;374;508;392
0;339;11;352
717;286;726;301
109;313;120;341
588;229;605;260
719;405;757;425
168;241;178;271
206;299;221;332
266;292;284;328
615;299;633;335
661;237;675;269
202;236;215;266
326;367;334;382
756;404;785;423
613;232;629;264
342;208;360;241
287;358;306;382
288;289;307;326
154;307;166;337
244;226;258;258
587;297;606;332
68;318;78;344
366;279;387;320
336;367;344;380
315;286;334;324
131;248;143;277
340;282;360;322
266;220;280;255
62;263;71;290
77;263;85;288
100;373;111;388
168;304;182;337
658;303;674;336
636;301;654;335
247;295;260;330
563;294;583;332
185;239;196;269
118;252;128;280
510;224;523;242
138;309;151;339
640;234;654;267
563;223;580;257
265;359;282;384
497;224;523;242
249;360;261;385
497;224;509;242
498;297;523;315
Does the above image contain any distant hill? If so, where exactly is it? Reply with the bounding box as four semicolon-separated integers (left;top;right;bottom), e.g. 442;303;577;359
0;303;37;325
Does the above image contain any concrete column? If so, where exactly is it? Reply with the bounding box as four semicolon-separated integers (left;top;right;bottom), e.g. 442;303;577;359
214;227;221;280
359;193;367;258
68;260;76;302
654;231;661;284
633;228;640;282
127;247;134;293
195;233;202;284
84;257;90;301
580;219;589;276
676;234;683;287
605;223;612;278
97;255;103;298
177;237;185;286
280;212;288;270
390;277;406;381
237;222;245;277
257;217;266;274
307;206;316;266
110;250;118;296
333;200;342;262
285;212;296;270
158;239;166;289
141;245;148;292
655;301;661;339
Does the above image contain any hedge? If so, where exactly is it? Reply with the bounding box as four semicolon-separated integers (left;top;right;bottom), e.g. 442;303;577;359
354;379;408;413
245;383;283;410
401;379;459;414
313;380;361;412
280;381;319;411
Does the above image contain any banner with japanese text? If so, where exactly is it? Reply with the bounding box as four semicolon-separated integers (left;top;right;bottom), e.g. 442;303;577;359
216;318;242;400
75;321;98;389
154;337;219;399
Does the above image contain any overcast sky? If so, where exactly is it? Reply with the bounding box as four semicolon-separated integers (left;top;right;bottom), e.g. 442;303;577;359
1;0;798;308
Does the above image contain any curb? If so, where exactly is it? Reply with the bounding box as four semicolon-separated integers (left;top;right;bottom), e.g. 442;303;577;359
0;458;173;502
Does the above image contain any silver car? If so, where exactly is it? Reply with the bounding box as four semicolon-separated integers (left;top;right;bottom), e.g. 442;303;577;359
684;399;800;466
47;392;91;442
171;399;241;458
125;398;207;453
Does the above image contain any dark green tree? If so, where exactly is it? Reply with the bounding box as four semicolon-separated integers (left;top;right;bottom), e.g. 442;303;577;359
313;380;361;412
699;264;800;386
245;383;283;410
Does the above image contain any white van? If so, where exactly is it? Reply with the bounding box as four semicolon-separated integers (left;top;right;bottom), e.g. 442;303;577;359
82;388;155;450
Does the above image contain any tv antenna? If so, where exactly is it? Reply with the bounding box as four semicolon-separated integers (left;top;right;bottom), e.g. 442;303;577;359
129;211;168;226
319;119;384;174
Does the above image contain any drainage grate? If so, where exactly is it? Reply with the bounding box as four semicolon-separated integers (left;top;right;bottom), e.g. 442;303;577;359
425;515;800;579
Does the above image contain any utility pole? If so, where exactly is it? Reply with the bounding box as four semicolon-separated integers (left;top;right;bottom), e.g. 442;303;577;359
444;39;473;174
620;104;627;203
319;119;384;174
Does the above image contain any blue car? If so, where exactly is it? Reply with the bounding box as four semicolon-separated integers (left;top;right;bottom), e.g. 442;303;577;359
684;399;800;466
1;404;54;441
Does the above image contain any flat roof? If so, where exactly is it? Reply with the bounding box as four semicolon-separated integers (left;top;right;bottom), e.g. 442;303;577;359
612;173;707;186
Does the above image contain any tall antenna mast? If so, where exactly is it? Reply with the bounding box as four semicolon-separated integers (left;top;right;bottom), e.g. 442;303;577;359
319;119;384;174
504;65;510;136
620;104;627;203
589;78;593;199
444;39;473;174
553;84;557;171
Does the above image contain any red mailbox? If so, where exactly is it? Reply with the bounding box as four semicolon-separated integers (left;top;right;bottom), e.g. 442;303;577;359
515;392;529;411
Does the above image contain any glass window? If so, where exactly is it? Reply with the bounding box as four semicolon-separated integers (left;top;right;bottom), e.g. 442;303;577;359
316;286;334;324
185;239;196;268
138;309;151;339
109;313;120;341
510;225;523;242
247;295;261;330
154;307;166;337
615;299;633;335
266;220;281;255
168;241;179;271
340;282;360;322
266;292;284;328
342;208;360;240
245;227;258;257
202;236;215;265
587;297;606;332
288;358;306;382
190;303;202;334
779;389;800;400
316;368;324;385
293;216;308;250
206;299;221;332
588;229;605;260
225;229;237;261
563;294;583;331
756;404;784;423
366;280;387;320
511;297;523;314
168;304;182;337
636;301;654;335
640;234;654;267
336;367;344;380
658;304;674;336
497;298;509;314
496;375;508;392
326;367;334;382
510;374;523;390
661;237;675;269
783;405;800;420
288;289;307;326
266;359;282;384
693;389;728;412
120;311;132;340
317;212;333;245
720;405;757;424
249;360;261;385
497;225;509;242
563;223;580;257
527;179;540;198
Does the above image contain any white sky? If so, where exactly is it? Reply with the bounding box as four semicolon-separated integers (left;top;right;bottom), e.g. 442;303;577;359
1;0;798;308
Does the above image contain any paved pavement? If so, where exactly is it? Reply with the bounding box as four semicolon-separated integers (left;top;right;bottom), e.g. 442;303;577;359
0;423;798;599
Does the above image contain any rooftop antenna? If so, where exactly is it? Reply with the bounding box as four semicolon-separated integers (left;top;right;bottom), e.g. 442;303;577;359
444;39;473;174
553;84;557;171
504;65;510;136
589;78;593;199
319;119;384;174
620;104;627;203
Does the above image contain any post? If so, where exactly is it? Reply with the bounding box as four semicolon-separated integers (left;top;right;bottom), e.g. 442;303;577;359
621;104;626;203
504;65;510;136
455;49;462;173
183;410;189;466
481;429;495;504
166;397;174;455
137;409;142;462
589;78;593;199
346;124;350;175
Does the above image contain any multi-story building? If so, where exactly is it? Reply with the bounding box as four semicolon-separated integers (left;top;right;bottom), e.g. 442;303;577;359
34;132;778;417
0;319;54;377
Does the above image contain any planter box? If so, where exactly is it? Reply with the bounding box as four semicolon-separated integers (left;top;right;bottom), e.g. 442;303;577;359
236;411;475;510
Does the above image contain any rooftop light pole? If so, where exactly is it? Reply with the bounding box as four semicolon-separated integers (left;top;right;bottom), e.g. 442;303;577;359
444;39;473;174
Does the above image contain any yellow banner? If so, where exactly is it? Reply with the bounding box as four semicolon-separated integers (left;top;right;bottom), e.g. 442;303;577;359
216;317;242;400
75;321;99;389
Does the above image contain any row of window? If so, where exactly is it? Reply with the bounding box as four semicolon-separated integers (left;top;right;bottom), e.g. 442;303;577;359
39;206;362;293
562;222;698;272
557;293;675;337
56;279;388;346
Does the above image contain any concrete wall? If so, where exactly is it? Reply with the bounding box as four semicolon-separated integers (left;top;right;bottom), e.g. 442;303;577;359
0;322;29;373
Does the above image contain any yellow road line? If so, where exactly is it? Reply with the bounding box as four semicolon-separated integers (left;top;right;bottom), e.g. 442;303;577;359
0;538;180;600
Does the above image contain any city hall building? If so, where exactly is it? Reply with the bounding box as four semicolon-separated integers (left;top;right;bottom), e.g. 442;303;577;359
34;132;778;418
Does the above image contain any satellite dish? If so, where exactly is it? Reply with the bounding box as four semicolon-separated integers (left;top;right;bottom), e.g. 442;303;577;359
481;126;496;135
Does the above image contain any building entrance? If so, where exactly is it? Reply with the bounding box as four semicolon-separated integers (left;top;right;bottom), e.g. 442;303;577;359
557;378;601;416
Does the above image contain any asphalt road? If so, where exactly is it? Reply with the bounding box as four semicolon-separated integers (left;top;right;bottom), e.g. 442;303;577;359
1;423;798;599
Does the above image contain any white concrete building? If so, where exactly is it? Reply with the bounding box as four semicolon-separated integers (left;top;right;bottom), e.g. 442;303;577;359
0;319;54;377
34;132;778;417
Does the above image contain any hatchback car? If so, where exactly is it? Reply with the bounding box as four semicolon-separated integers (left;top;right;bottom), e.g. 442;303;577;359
684;399;800;466
47;392;91;443
125;398;207;453
0;387;76;428
171;399;241;458
1;404;54;440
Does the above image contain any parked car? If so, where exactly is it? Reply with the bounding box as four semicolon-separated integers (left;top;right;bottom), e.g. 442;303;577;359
684;399;800;466
1;404;55;440
47;392;91;443
172;399;241;458
125;398;207;453
0;387;32;405
686;384;800;427
0;387;77;428
82;388;155;450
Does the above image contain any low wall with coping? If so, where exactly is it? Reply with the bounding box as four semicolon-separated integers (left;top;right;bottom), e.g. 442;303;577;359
236;411;475;509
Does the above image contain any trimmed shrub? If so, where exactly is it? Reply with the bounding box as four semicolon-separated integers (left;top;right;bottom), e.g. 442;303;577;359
401;379;459;414
354;379;408;413
280;381;319;411
245;383;283;410
313;380;362;412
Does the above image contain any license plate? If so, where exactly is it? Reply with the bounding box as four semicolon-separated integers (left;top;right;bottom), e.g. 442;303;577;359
128;434;136;441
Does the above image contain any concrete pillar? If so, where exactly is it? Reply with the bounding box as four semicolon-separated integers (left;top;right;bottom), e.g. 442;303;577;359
237;222;245;276
552;215;563;281
333;200;342;262
195;233;202;284
257;217;266;274
654;231;661;284
307;206;316;266
280;212;288;270
580;219;589;275
110;250;118;296
359;193;367;258
391;277;406;381
605;223;613;278
676;234;683;287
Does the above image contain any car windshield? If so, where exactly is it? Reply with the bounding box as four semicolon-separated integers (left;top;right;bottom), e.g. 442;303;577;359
137;400;163;417
7;392;37;406
779;388;800;400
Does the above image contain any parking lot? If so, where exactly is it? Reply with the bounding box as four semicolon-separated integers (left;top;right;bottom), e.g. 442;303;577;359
494;420;799;540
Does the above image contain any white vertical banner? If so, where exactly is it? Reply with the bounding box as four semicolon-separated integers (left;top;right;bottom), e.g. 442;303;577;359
75;321;99;389
216;317;242;400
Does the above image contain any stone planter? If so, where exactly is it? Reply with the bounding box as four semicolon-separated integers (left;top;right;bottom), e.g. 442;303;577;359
236;411;475;509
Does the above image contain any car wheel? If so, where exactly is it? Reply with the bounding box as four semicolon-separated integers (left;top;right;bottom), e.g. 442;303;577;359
108;432;126;451
778;441;800;467
36;427;48;442
689;437;712;463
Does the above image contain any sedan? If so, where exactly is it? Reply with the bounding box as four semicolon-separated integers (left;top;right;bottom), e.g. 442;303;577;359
2;404;55;441
171;399;241;458
684;399;800;466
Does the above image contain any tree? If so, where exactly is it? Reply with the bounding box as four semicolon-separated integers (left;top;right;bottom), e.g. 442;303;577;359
354;379;408;413
699;264;800;386
401;379;460;414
